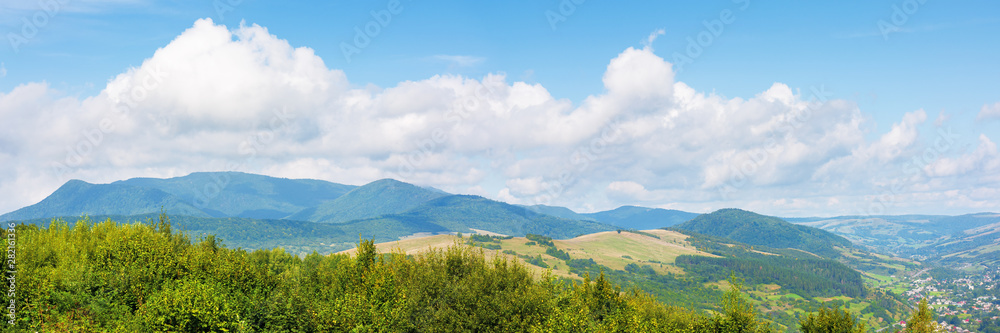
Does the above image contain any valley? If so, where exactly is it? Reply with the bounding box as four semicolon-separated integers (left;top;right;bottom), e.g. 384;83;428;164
5;172;999;332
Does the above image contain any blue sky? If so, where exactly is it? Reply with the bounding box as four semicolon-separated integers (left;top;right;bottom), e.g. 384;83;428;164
1;0;999;216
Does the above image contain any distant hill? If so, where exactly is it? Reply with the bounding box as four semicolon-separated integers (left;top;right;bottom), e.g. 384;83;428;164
584;206;698;230
116;171;356;219
674;208;852;258
1;172;356;221
0;180;209;221
789;213;1000;268
522;204;595;221
363;195;616;239
287;178;447;223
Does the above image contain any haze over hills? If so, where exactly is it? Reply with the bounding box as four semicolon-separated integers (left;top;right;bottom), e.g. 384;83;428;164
7;171;993;331
582;205;700;230
0;172;357;221
369;194;614;239
789;213;1000;268
115;172;358;219
5;172;999;268
0;180;210;221
287;178;448;223
2;172;618;251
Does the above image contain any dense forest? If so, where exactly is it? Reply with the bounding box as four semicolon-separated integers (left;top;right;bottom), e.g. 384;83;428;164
673;209;851;259
9;215;927;332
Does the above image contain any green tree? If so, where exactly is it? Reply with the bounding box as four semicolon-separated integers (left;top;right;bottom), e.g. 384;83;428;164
800;308;867;333
137;278;244;332
711;274;774;333
905;298;939;333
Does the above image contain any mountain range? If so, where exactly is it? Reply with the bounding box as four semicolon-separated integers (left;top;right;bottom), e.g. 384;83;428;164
4;171;998;267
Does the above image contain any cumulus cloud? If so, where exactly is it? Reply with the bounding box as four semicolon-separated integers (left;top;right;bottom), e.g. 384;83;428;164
925;134;1000;177
978;102;1000;121
1;18;998;217
606;181;658;202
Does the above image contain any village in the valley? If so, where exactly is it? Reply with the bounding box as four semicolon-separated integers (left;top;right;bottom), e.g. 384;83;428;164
889;267;1000;332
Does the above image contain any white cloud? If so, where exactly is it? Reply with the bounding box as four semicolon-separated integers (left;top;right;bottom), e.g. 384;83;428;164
0;63;6;78
506;177;546;196
925;134;1000;177
1;18;997;217
607;181;657;202
978;102;1000;121
642;28;665;49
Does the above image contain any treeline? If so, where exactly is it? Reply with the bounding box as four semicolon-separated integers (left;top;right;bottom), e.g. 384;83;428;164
673;231;867;298
14;216;792;332
675;255;866;298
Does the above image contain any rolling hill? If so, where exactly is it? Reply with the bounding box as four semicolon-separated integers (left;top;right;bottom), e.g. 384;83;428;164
340;226;912;332
674;208;853;258
789;212;1000;268
114;171;357;219
522;204;595;221
286;178;447;223
583;205;698;229
8;172;994;271
0;180;209;221
0;172;356;221
358;195;616;239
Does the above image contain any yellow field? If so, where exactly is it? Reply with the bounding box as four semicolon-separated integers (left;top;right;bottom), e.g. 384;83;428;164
337;229;717;280
555;229;717;275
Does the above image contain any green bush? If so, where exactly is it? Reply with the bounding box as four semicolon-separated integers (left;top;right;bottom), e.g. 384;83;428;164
137;278;244;332
11;215;822;332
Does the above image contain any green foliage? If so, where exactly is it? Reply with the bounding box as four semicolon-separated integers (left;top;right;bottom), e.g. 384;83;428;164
711;275;776;333
905;298;939;333
545;246;571;260
527;255;550;268
15;215;878;332
525;233;554;247
799;308;867;333
567;258;598;270
979;316;1000;333
469;234;511;243
675;255;865;298
137;278;244;332
673;208;851;258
